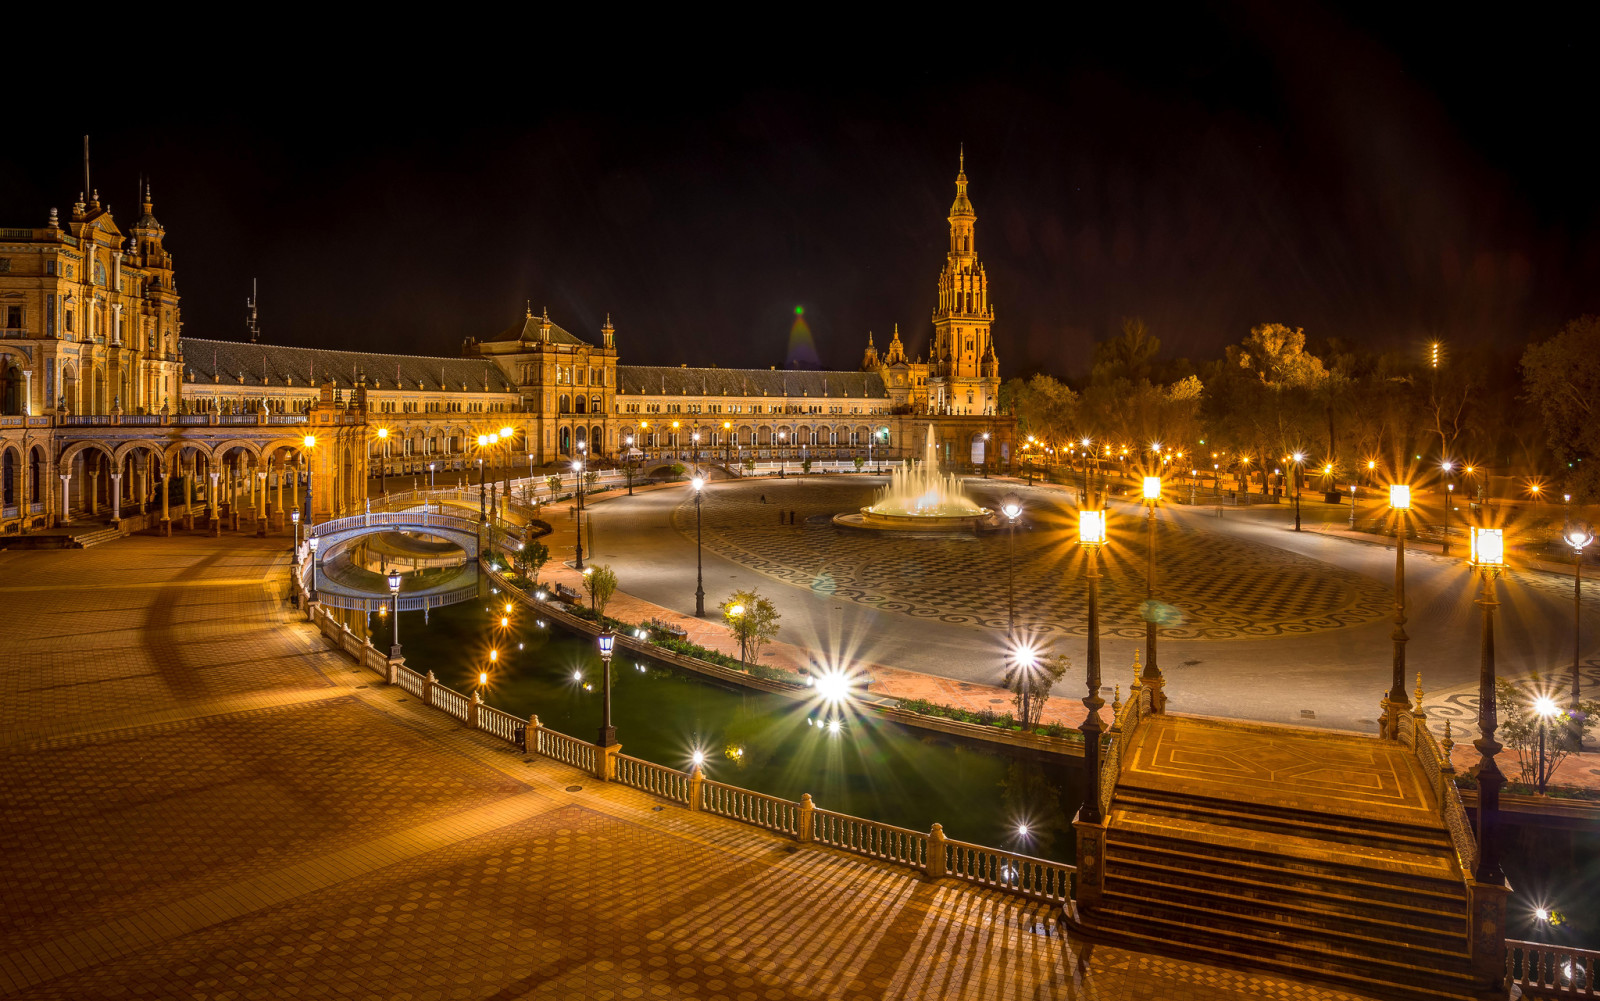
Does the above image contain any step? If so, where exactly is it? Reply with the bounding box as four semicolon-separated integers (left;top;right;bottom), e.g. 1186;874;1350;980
1104;837;1468;906
1113;786;1454;853
1100;882;1469;963
1104;854;1467;932
72;528;121;549
1083;906;1483;1001
1109;809;1461;886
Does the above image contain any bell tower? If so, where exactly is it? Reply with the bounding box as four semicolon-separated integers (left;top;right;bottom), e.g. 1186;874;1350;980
928;148;998;414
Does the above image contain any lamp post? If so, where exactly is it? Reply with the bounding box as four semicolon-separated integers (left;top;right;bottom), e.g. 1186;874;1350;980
387;567;402;658
1440;461;1455;556
693;475;705;616
1001;499;1022;639
376;427;389;498
597;629;617;747
476;434;490;523
1534;696;1559;794
1385;484;1413;737
1291;452;1305;531
1142;476;1163;701
729;602;747;663
1077;508;1108;824
1468;526;1505;884
573;453;586;571
307;535;319;604
291;508;301;552
1565;523;1594;748
1080;438;1092;506
980;431;990;477
1349;484;1357;528
1012;643;1038;730
428;462;435;492
301;435;316;526
778;431;788;477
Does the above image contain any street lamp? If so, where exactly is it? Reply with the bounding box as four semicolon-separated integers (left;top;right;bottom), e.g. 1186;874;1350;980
1565;522;1595;747
778;431;788;477
1348;483;1357;528
387;567;402;658
476;433;490;523
291;508;301;552
307;535;319;604
1534;695;1560;794
981;431;990;478
693;475;705;616
1077;508;1108;824
376;427;389;499
1011;642;1038;730
1385;484;1413;737
597;629;617;747
728;602;747;663
1440;460;1456;555
573;454;586;571
1001;498;1022;639
1291;452;1305;531
301;435;316;526
1468;525;1505;884
428;462;435;491
1141;476;1164;703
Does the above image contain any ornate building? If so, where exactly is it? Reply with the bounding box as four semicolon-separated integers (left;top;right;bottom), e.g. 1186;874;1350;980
0;154;1014;538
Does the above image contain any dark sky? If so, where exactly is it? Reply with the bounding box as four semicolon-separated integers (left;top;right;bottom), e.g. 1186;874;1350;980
4;5;1596;379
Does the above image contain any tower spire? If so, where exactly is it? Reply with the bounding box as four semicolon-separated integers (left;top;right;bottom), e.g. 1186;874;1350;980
83;135;90;205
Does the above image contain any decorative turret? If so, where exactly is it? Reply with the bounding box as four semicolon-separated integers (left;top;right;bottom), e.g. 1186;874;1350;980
861;331;880;370
602;314;615;349
539;307;552;343
885;324;908;365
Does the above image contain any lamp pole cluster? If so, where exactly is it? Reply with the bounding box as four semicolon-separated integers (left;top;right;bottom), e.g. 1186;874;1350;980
693;475;705;616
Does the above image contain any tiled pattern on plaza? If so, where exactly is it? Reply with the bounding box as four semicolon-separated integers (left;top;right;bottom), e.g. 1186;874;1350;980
0;533;1391;1000
673;481;1392;639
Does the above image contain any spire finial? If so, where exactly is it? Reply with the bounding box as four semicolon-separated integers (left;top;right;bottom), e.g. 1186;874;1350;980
959;142;964;175
525;299;532;318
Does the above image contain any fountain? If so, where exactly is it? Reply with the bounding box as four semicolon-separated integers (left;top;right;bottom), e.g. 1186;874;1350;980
833;424;992;531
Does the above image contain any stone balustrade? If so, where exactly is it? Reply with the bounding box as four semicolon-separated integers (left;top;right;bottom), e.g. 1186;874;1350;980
1506;940;1597;997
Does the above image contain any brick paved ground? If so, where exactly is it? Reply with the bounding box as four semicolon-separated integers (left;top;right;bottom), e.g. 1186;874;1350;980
0;529;1403;999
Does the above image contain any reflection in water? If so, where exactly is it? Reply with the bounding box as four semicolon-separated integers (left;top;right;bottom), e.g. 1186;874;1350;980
387;597;1084;860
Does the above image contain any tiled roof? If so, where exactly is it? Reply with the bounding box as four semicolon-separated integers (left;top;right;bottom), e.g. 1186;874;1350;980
483;312;589;346
617;366;888;399
180;338;517;393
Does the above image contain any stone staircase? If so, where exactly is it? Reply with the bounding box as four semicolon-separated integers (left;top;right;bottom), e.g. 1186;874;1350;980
69;525;122;549
1082;715;1486;1001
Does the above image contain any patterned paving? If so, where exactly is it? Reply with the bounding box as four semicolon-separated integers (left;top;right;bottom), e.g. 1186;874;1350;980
674;481;1392;640
1124;715;1440;825
0;532;1394;1001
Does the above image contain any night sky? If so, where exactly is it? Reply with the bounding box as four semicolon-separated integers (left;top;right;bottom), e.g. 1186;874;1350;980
3;7;1595;379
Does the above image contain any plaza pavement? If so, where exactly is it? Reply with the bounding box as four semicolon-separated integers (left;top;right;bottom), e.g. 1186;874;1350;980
561;475;1600;791
0;530;1396;1000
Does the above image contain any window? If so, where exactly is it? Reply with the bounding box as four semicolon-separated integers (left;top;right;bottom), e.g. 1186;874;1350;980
45;260;56;276
5;306;20;329
64;309;73;333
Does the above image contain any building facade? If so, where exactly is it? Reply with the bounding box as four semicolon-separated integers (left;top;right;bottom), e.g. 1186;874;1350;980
0;157;1014;537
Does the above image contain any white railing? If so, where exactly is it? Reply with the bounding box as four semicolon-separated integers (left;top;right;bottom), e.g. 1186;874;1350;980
537;727;596;773
614;754;691;804
478;704;523;745
296;565;1075;909
1399;710;1477;875
1508;940;1597;996
811;808;926;867
700;780;799;835
432;684;471;722
943;837;1076;904
396;665;427;699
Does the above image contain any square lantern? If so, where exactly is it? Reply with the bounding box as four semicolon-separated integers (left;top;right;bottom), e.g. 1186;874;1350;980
1470;527;1504;568
1079;509;1107;546
1389;484;1411;510
1143;476;1162;501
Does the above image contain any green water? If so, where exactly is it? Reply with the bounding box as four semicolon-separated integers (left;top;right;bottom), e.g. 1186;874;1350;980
385;595;1084;861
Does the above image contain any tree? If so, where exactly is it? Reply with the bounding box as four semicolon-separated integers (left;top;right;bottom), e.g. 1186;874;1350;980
583;469;599;490
720;589;780;664
801;458;813;475
545;474;563;498
515;537;549;585
1092;317;1161;385
744;457;756;472
1006;374;1079;442
853;456;865;472
669;462;686;478
1523;316;1600;499
1494;676;1599;790
1004;650;1070;729
581;564;618;620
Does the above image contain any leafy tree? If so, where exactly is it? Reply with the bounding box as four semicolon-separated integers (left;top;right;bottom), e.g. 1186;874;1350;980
720;589;781;664
744;458;756;472
801;458;813;475
545;474;563;497
1494;676;1599;789
669;463;686;478
581;564;618;619
583;469;599;490
1523;317;1600;499
515;537;549;585
1003;650;1070;729
1092;317;1161;385
853;456;865;472
1007;373;1080;442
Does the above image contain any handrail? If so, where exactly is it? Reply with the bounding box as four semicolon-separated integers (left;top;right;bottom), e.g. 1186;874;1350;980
1099;683;1152;817
942;836;1076;904
1506;939;1597;997
811;807;926;867
614;754;691;804
700;779;799;835
537;726;596;772
1398;711;1477;875
432;684;471;722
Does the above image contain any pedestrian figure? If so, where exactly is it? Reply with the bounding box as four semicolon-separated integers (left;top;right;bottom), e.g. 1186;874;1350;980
760;494;766;503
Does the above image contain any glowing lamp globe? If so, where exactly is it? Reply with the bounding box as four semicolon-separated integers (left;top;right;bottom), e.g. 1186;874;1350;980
1143;477;1161;501
1469;527;1504;568
1078;510;1107;547
597;630;615;659
303;435;315;449
386;569;401;594
1389;485;1411;510
1001;501;1022;521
